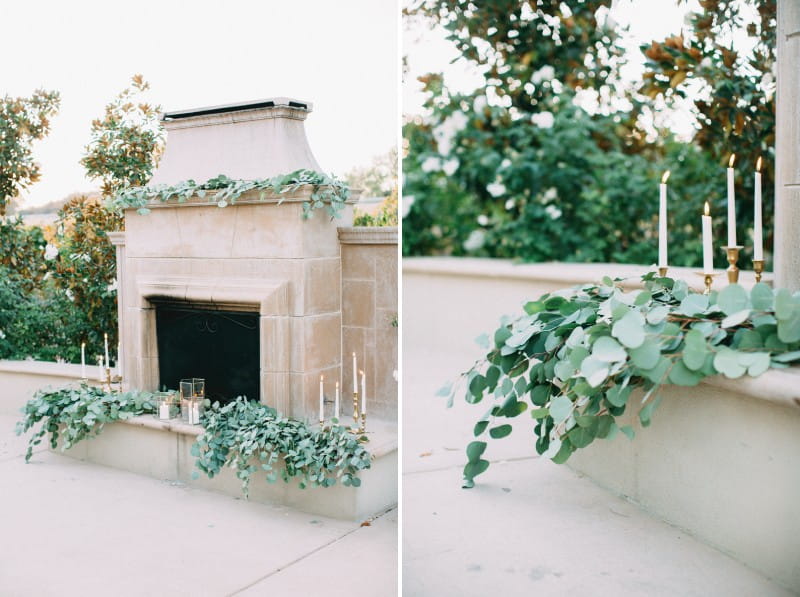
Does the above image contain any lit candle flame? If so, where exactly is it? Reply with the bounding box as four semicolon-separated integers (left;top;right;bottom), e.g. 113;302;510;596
728;154;735;168
320;374;324;381
335;381;339;388
756;156;762;172
359;370;364;376
661;170;670;184
704;201;710;216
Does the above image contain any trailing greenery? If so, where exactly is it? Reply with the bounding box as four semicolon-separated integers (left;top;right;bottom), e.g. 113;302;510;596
191;397;371;496
16;387;371;496
445;275;800;488
15;385;156;462
107;170;351;220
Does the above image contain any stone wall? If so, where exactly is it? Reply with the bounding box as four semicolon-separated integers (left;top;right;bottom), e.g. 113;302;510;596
340;227;398;421
404;257;800;591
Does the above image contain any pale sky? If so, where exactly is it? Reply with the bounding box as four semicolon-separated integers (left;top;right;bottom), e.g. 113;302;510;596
1;0;398;207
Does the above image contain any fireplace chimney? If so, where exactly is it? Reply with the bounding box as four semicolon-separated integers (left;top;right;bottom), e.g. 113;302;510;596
149;97;322;185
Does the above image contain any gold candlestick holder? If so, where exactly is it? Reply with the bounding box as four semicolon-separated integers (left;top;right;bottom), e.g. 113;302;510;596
351;391;360;433
722;245;743;284
359;412;367;435
695;272;719;295
658;266;668;278
102;368;123;394
753;260;764;283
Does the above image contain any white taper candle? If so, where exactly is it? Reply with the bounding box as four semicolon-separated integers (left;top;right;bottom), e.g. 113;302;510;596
727;154;736;247
702;202;714;274
335;381;340;420
104;333;110;370
360;369;366;415
754;157;763;261
658;170;670;268
352;352;357;394
81;342;86;379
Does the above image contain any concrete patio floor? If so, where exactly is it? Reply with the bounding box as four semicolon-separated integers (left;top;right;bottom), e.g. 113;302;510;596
403;349;795;596
0;415;397;597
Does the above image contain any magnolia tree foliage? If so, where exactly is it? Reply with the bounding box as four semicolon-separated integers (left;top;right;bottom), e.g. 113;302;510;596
0;90;60;214
51;194;122;352
403;0;775;266
81;74;164;200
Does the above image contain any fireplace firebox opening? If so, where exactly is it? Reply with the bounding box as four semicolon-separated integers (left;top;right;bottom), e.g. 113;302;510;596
154;301;260;404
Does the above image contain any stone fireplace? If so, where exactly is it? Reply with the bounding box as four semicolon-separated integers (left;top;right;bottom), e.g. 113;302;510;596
112;98;358;421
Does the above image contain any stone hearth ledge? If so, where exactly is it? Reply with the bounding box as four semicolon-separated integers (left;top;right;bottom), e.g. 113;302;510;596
132;186;360;210
120;413;398;460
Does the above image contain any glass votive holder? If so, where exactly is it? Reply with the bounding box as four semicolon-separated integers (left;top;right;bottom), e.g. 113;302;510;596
154;391;177;421
181;396;204;425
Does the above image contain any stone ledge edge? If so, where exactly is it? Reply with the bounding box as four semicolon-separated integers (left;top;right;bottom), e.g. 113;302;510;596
338;226;398;245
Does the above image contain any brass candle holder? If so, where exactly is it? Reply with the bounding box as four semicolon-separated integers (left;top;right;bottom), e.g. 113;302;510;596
657;267;668;278
351;391;360;433
359;412;367;435
753;260;764;283
722;245;743;284
102;367;122;394
695;272;719;295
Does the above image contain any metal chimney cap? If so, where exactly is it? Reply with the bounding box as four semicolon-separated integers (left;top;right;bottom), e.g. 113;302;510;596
162;97;313;121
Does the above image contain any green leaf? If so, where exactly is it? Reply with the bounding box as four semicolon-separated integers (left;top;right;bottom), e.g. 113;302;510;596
549;395;573;424
568;426;595;448
772;350;800;363
740;352;770;377
717;284;749;315
463;459;490;482
530;384;551;406
750;283;774;311
550;439;574;464
682;329;707;371
605;384;632;407
466;441;487;462
473;421;489;436
489;424;513;439
592;336;627;362
612;310;646;348
669;360;702;386
678;293;709;316
530;408;549;419
777;310;800;343
436;383;453;397
620;425;635;440
639;395;663;427
713;347;747;378
646;305;670;325
629;338;661;369
721;309;751;329
774;288;794;320
580;355;610;387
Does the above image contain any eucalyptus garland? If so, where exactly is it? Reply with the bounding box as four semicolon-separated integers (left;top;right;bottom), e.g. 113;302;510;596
444;274;800;488
192;398;371;496
105;169;350;219
16;386;371;495
15;385;156;462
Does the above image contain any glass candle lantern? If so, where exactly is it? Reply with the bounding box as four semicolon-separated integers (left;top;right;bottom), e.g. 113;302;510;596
180;378;205;425
154;391;177;420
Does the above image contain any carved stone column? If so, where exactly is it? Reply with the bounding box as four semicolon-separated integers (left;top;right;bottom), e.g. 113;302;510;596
774;0;800;290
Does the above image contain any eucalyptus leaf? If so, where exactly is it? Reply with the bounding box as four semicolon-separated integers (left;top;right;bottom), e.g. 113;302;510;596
717;284;749;315
611;310;646;349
